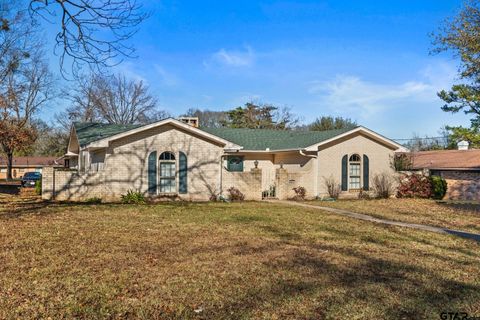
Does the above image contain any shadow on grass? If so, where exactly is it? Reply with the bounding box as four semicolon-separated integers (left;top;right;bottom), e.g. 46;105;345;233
204;239;480;319
437;200;480;213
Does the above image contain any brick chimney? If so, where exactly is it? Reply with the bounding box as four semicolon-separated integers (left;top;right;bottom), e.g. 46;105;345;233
178;117;199;128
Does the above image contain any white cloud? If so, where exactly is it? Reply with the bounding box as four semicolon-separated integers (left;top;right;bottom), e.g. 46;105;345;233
308;62;456;118
205;46;255;68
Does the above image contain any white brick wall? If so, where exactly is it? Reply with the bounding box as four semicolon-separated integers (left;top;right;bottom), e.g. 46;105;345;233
42;128;396;201
317;133;395;197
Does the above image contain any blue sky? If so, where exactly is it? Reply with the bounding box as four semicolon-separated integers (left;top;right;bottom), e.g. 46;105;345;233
43;0;470;139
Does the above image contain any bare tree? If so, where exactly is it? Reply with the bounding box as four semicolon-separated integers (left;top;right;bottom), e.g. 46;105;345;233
29;0;148;76
183;108;228;128
60;73;169;125
0;2;53;180
0;52;53;180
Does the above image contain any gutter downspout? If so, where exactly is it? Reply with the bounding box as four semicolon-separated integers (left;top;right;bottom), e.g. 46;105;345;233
299;149;317;158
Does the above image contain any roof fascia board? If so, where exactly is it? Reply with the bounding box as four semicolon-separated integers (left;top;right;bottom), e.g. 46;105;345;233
304;126;407;151
224;148;304;153
85;118;241;149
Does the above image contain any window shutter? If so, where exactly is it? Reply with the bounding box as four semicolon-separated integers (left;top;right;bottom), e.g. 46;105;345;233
341;155;348;191
148;151;157;195
179;152;188;194
363;155;369;191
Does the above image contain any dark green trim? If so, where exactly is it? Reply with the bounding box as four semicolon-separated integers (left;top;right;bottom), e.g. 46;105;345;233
179;152;187;194
148;151;157;195
341;155;348;191
363;154;369;191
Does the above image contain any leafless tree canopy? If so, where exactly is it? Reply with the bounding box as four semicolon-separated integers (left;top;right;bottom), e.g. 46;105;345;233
29;0;148;76
0;2;54;179
58;73;170;126
183;108;228;128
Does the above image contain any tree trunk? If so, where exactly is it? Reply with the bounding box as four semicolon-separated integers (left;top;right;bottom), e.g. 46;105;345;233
6;152;13;181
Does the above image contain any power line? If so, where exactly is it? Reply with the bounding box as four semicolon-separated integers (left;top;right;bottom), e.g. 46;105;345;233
392;136;449;141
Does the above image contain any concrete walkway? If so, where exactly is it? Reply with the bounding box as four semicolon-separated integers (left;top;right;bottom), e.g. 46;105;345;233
269;200;480;242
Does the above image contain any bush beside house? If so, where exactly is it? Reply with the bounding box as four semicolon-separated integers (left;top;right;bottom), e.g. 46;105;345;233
397;173;447;199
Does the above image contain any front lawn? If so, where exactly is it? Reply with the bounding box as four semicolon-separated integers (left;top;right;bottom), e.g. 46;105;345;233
309;198;480;234
0;197;479;319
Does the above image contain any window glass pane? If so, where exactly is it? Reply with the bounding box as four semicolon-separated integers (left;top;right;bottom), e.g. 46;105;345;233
160;178;176;193
349;154;361;162
160;152;175;161
349;163;360;176
160;163;176;177
349;177;360;189
227;156;244;172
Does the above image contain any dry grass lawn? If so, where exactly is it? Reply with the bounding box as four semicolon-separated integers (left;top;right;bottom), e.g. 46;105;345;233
308;198;480;234
0;195;479;319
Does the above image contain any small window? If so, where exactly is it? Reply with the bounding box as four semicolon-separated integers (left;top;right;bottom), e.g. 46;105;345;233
227;156;244;172
349;154;361;162
160;152;175;161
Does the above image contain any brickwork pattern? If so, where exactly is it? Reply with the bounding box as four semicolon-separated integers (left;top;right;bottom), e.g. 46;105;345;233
438;171;480;201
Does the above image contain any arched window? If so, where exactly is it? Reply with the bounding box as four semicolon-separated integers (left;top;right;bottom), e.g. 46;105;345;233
349;154;361;190
159;152;176;193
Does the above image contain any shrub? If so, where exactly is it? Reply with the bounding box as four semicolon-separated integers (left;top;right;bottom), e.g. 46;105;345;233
323;176;340;199
34;179;42;195
291;186;306;201
397;173;432;198
85;197;102;204
358;190;371;200
430;175;448;200
372;172;394;199
226;187;245;201
121;190;146;204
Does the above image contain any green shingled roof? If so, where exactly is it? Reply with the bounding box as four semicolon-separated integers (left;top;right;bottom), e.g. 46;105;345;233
74;122;142;146
201;127;356;150
74;121;357;150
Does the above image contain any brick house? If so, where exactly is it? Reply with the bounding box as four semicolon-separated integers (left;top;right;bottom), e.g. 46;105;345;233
42;118;405;201
0;156;64;180
407;147;480;201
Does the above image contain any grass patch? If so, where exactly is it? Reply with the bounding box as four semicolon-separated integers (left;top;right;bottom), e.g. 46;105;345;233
0;197;479;318
310;198;480;234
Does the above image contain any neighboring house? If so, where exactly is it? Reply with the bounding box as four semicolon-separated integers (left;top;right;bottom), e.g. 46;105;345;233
42;118;405;201
407;143;480;201
0;156;64;180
